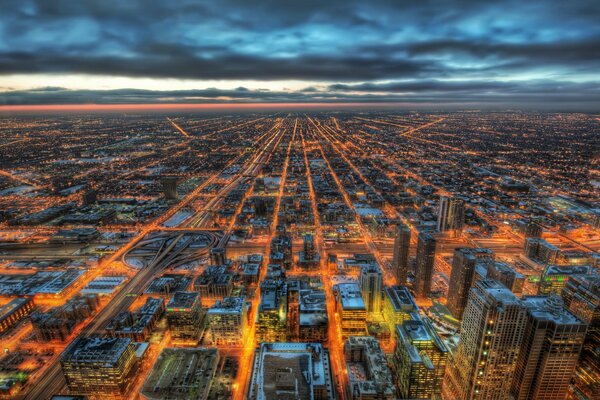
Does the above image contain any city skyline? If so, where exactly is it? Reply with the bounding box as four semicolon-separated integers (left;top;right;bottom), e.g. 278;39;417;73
0;1;599;400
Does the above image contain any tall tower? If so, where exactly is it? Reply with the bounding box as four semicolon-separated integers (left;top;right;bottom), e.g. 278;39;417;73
561;274;600;400
511;295;587;400
447;247;495;319
445;280;527;400
437;195;465;235
161;176;178;200
393;222;411;285
414;232;436;299
359;262;383;315
394;315;448;399
304;234;315;260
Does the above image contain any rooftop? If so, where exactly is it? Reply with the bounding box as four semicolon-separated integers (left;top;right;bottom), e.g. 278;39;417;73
166;291;200;310
141;348;219;400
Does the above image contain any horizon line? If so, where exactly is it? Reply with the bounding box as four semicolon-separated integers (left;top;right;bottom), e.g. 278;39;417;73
0;102;430;112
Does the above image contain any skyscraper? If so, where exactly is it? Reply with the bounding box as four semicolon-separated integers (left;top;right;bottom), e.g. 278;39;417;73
511;295;587;400
160;176;178;200
61;337;137;398
299;233;320;268
359;262;383;315
394;315;448;399
561;274;600;400
445;280;527;400
165;291;205;344
447;247;495;319
344;336;395;399
437;195;465;235
393;222;411;285
414;232;436;299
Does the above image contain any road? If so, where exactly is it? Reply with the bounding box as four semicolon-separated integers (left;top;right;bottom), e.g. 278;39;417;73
22;120;283;400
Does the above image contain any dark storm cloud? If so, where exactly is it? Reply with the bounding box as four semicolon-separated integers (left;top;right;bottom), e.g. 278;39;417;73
0;0;599;105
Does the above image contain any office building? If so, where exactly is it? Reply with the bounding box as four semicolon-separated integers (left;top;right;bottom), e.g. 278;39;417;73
209;247;227;266
165;291;205;343
160;176;178;200
414;232;436;298
393;222;411;285
334;283;367;337
359;262;383;315
486;261;525;295
0;297;34;335
207;296;248;345
193;266;233;307
561;274;600;400
32;294;99;342
437;195;465;234
60;337;137;399
394;316;448;399
511;295;587;400
447;247;495;319
525;238;560;264
141;348;218;400
539;265;594;295
299;233;320;269
383;285;418;332
106;297;164;341
445;280;527;400
344;336;395;400
248;342;334;400
256;279;288;343
298;286;329;343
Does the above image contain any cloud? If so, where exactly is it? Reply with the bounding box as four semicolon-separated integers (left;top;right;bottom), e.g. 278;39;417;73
0;0;599;106
2;80;599;111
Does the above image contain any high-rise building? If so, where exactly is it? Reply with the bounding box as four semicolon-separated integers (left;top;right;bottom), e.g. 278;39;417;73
194;265;233;307
82;189;98;205
165;291;205;344
248;342;335;400
299;233;320;269
394;315;448;399
393;222;411;285
414;232;436;298
60;337;137;399
383;285;418;332
511;295;587;400
447;248;495;319
160;176;178;200
0;297;34;335
209;247;227;266
485;261;525;295
207;296;248;345
539;265;595;295
525;237;560;264
359;262;383;315
344;336;395;399
561;274;600;400
334;283;367;337
445;280;527;400
437;195;465;234
256;279;288;343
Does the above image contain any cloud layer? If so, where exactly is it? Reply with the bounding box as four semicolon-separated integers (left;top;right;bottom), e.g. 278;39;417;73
0;0;599;107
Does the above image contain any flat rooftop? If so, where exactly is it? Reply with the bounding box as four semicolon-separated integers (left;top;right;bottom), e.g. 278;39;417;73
141;348;218;400
62;337;131;365
208;296;245;314
385;285;417;312
336;283;365;310
166;291;200;310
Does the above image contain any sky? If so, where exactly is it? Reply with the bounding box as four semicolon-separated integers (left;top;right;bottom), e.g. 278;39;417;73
0;0;599;109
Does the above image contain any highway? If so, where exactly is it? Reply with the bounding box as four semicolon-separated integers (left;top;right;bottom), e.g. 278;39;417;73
22;120;283;400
